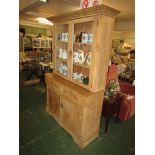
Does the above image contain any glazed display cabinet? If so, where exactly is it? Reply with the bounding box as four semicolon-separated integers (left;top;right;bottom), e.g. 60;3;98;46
52;5;120;92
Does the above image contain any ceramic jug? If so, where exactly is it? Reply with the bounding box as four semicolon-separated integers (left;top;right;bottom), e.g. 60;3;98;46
78;50;86;64
73;52;79;63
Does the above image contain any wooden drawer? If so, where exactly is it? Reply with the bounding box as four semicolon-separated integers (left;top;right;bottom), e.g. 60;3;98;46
62;87;85;104
47;80;62;94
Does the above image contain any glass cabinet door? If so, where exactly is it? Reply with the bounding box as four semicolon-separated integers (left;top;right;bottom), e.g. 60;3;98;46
54;23;69;79
71;21;94;89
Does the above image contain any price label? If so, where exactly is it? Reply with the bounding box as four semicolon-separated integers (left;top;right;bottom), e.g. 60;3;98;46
82;0;89;8
93;0;98;6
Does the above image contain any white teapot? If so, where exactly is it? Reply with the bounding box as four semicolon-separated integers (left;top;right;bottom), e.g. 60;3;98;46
77;50;86;64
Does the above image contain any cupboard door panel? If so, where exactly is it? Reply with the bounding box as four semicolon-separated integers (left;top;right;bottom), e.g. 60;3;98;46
60;96;81;137
48;89;60;119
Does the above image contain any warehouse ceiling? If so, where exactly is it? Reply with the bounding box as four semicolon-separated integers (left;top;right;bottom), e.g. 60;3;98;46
19;0;135;23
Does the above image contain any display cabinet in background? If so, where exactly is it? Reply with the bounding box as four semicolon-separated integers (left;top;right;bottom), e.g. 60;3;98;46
32;37;52;52
19;32;24;52
23;34;52;53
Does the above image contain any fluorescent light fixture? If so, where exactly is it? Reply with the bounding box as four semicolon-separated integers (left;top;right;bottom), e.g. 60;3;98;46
37;17;53;26
40;0;47;2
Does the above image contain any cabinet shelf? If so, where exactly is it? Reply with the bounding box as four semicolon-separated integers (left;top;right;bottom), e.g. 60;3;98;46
74;42;92;45
33;46;51;49
55;71;68;79
23;35;52;52
73;62;90;69
71;79;89;89
57;40;68;43
56;57;67;62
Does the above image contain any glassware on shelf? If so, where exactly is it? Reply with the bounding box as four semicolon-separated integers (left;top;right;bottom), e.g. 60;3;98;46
62;49;67;59
82;33;88;43
58;62;67;76
73;52;79;63
88;34;93;43
82;76;89;85
58;48;67;59
72;72;89;85
72;72;78;80
74;32;93;44
58;32;68;42
58;48;63;58
77;50;86;64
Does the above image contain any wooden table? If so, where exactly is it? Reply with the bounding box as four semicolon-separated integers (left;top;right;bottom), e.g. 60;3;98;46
102;93;123;133
21;61;52;85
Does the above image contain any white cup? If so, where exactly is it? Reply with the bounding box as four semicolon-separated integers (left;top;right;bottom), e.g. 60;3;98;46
72;72;78;80
82;33;88;43
61;33;65;41
77;73;83;82
62;49;67;59
88;34;93;43
65;33;68;42
58;48;63;58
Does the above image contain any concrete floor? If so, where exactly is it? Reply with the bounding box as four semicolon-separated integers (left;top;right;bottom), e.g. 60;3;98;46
19;71;135;155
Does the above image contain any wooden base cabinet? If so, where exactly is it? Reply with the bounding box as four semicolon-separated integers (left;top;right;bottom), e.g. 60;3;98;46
45;73;104;148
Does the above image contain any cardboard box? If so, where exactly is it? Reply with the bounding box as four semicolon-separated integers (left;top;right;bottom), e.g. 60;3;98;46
80;0;102;9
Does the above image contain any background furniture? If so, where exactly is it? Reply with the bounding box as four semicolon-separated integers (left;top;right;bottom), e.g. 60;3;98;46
105;64;135;121
19;32;24;52
24;34;52;53
118;81;135;121
106;64;118;86
102;93;123;133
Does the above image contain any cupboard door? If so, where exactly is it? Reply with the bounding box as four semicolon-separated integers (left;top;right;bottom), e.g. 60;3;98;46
60;96;81;137
53;23;70;79
70;19;97;90
47;89;60;119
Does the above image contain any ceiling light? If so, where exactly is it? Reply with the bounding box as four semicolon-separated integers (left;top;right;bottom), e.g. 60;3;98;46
39;0;47;2
37;17;53;26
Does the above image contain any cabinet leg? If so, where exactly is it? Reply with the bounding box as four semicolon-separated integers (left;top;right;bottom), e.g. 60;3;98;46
105;117;110;133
